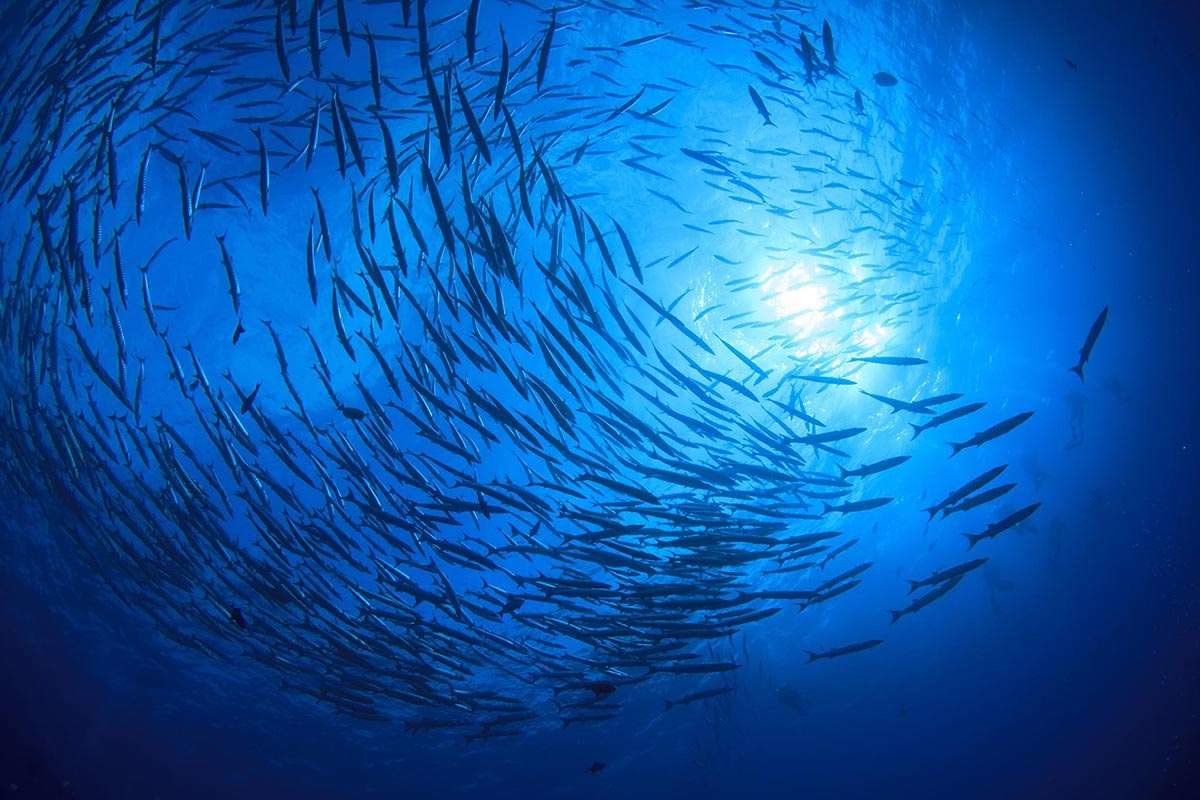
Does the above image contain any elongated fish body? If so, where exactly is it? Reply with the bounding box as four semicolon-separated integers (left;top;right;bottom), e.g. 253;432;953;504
824;496;892;515
1070;306;1109;380
950;412;1034;456
911;401;986;438
748;85;774;126
806;639;883;662
822;20;837;74
926;465;1008;518
890;576;964;623
965;503;1042;549
941;482;1016;518
839;455;910;478
907;558;988;593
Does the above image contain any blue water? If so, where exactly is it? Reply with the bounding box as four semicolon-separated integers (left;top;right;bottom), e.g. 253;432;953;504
1;0;1197;798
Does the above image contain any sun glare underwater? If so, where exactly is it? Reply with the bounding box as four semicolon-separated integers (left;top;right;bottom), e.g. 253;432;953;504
1;0;1198;798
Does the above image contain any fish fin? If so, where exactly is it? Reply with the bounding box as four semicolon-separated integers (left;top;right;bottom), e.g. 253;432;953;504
910;423;923;439
906;580;920;594
1069;364;1084;381
964;533;981;549
888;610;902;624
923;506;938;520
663;699;674;711
949;441;965;456
837;465;849;480
822;502;834;515
805;651;819;663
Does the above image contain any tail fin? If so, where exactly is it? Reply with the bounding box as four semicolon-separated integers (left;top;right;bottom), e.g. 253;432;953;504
805;651;819;663
906;580;920;594
822;502;834;516
964;533;982;550
663;699;674;712
949;441;965;457
1069;364;1084;381
923;505;939;520
940;506;953;519
910;423;924;439
837;465;849;480
888;610;902;624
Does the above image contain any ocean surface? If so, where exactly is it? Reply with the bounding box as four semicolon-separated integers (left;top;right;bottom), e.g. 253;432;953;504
1;0;1197;798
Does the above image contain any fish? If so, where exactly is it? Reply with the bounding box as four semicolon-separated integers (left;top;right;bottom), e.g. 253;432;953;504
274;7;290;83
493;27;510;118
940;483;1016;519
254;128;269;216
850;356;927;366
925;465;1008;519
839;455;910;479
860;390;935;415
1069;307;1108;381
890;576;964;623
874;71;898;86
806;639;883;662
536;10;556;91
799;33;817;85
663;686;732;710
466;0;481;63
907;558;988;593
950;412;1034;456
821;20;838;75
965;503;1042;549
748;85;775;126
823;497;893;515
910;402;986;439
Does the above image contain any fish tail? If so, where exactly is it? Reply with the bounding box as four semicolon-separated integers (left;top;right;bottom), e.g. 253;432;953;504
805;651;819;663
663;699;674;712
837;465;849;480
822;502;834;516
949;441;965;457
910;423;923;439
1069;364;1084;381
888;610;902;624
964;533;981;550
906;580;920;594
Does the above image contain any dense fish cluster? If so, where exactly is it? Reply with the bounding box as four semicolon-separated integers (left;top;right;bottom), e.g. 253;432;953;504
0;0;1055;739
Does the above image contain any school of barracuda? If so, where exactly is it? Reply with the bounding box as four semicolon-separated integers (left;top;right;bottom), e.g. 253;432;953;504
0;0;1060;740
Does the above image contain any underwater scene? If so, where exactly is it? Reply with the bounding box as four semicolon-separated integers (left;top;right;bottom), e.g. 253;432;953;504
0;0;1198;797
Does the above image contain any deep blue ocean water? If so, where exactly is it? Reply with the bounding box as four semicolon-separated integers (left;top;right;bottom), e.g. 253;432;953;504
1;0;1197;798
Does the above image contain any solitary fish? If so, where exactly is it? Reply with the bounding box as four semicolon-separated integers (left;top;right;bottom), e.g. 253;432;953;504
1069;306;1108;381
